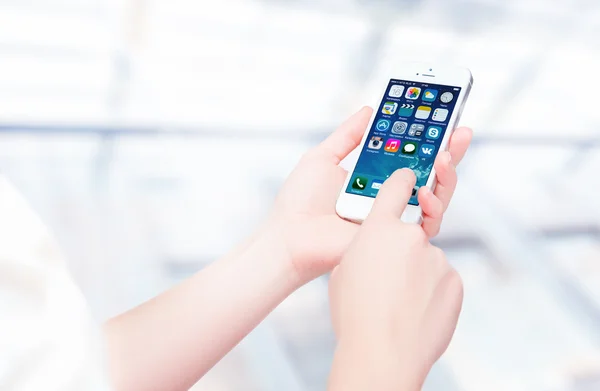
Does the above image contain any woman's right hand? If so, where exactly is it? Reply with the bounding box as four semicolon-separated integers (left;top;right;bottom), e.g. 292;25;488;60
328;168;464;391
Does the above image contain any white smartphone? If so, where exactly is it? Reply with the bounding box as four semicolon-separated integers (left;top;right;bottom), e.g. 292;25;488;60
336;62;473;224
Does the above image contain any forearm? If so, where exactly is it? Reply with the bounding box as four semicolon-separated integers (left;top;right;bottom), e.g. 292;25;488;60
104;227;300;391
328;338;424;391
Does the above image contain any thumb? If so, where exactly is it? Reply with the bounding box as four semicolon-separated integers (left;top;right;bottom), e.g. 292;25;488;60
368;168;416;220
317;106;373;163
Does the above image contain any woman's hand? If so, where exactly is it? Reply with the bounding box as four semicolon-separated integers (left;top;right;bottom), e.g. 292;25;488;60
327;169;464;391
270;106;472;283
104;109;471;391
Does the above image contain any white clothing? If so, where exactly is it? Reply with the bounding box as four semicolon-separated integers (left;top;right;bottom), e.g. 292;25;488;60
0;176;110;391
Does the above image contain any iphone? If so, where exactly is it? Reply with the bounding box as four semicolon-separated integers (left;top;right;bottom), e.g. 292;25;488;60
336;63;473;224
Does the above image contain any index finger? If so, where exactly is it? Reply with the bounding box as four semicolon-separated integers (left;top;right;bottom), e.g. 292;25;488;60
368;168;416;220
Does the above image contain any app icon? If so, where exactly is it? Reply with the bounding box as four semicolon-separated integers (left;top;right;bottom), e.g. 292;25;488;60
408;124;425;137
402;142;418;155
398;104;415;117
405;87;422;100
426;126;442;140
371;180;383;190
352;176;368;190
440;92;454;104
422;89;438;102
391;121;408;134
415;106;432;120
384;138;401;153
432;108;449;122
382;102;398;115
419;144;436;158
368;136;384;149
389;85;405;98
376;119;391;131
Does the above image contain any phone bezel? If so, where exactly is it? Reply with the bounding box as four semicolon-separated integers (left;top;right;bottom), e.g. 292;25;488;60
336;62;473;224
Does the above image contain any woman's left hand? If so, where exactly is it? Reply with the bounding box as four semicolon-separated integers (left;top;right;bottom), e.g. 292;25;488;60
269;106;472;284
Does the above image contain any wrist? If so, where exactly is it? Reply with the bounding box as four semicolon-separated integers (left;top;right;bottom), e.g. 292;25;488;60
332;336;425;391
247;222;303;293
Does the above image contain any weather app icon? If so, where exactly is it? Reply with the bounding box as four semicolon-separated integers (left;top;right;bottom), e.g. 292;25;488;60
422;89;438;102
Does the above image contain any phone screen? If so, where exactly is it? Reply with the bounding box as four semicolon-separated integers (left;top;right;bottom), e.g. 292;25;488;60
346;79;462;205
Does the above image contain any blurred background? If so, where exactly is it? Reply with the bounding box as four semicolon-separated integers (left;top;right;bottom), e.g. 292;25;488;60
1;0;600;390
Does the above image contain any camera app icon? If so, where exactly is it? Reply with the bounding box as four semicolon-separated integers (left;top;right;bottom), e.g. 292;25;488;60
368;136;384;150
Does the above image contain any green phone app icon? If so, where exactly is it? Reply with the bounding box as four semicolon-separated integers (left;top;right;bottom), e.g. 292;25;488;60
352;176;368;190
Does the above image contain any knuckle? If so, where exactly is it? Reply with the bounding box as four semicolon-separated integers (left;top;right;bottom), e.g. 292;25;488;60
431;245;447;264
446;268;464;298
363;214;383;228
428;205;444;220
363;218;397;237
405;224;428;243
448;176;458;194
428;222;442;238
428;245;451;274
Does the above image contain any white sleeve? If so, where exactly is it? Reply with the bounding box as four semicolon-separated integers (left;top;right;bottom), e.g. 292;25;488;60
0;176;112;391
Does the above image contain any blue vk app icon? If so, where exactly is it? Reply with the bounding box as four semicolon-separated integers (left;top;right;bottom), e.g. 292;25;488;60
376;119;391;131
419;144;436;158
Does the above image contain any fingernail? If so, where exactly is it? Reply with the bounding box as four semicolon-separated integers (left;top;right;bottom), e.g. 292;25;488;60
445;151;452;164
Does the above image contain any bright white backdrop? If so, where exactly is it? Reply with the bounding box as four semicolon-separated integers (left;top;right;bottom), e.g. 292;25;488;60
1;1;600;390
